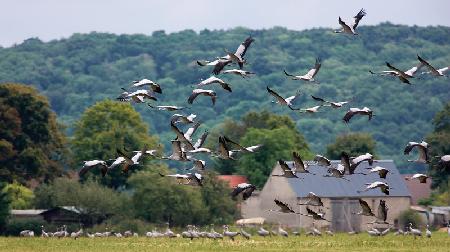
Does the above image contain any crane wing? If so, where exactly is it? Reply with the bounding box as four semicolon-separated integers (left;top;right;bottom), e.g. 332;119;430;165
267;86;287;105
235;36;255;59
212;60;231;75
305;58;321;79
293;151;307;172
187;91;201;104
338;17;352;33
358;199;374;215
417;55;440;75
352;8;367;30
184;122;201;141
193;131;209;149
342;110;355;123
341;152;352;174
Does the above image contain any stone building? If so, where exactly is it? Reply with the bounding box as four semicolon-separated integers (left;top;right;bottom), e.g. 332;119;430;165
241;160;411;232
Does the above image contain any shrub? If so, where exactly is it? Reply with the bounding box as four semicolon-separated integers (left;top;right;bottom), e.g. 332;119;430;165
3;218;46;236
398;209;425;229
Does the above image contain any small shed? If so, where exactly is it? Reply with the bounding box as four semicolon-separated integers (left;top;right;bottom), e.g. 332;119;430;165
40;206;82;225
10;209;46;221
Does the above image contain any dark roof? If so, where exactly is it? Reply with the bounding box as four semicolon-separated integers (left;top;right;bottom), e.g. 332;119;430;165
283;160;410;198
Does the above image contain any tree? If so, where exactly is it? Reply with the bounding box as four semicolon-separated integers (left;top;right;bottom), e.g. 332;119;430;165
128;168;237;226
33;177;127;225
427;102;450;190
199;171;237;224
0;83;68;184
326;133;377;160
0;183;10;232
128;166;208;226
71;100;160;188
0;26;448;172
237;127;313;188
210;111;312;177
2;182;34;209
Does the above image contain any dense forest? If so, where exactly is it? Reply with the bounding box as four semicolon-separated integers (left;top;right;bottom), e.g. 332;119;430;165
0;23;449;172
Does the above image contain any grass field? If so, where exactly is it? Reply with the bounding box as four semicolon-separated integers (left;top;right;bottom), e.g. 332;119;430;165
2;233;450;252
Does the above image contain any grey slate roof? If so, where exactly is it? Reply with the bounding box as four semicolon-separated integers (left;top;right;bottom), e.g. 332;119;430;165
284;160;410;198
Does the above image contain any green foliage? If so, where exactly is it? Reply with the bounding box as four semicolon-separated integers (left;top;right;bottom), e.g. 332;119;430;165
128;167;237;226
210;111;312;179
71;100;160;188
198;171;237;224
417;197;434;207
0;25;448;173
0;25;448;177
128;167;207;226
0;83;68;183
0;183;10;232
2;182;34;209
3;218;46;236
238;127;313;188
398;209;424;229
427;102;450;190
326;133;377;160
33;177;128;225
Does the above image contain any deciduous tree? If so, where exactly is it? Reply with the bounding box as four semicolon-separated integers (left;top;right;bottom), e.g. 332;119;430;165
0;83;68;184
71;100;160;188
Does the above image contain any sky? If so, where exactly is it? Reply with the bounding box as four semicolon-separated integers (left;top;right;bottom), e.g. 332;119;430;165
1;0;449;47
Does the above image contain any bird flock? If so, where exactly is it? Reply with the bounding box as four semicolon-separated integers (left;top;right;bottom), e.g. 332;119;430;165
69;7;450;238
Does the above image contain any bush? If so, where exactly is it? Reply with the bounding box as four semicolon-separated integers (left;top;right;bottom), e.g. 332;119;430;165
0;183;10;233
3;182;34;209
33;178;129;226
3;218;46;236
398;209;424;229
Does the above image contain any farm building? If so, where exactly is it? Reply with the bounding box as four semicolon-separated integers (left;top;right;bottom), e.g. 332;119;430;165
10;206;83;225
218;175;248;188
241;160;411;232
402;174;432;205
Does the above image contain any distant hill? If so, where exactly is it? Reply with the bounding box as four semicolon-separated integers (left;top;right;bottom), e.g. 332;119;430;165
0;24;449;172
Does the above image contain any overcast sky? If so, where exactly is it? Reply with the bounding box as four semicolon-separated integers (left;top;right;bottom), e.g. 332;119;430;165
1;0;449;47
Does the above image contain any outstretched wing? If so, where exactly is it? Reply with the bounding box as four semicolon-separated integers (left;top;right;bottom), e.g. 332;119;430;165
306;58;321;79
341;152;352;174
187;91;201;104
283;69;297;78
404;142;417;155
359;199;374;215
193;130;209;149
219;82;232;92
338;17;352;33
311;95;327;103
417;55;440;75
212;60;231;75
293;151;307;173
242;185;256;200
231;186;247;198
342;110;355;123
223;136;247;152
386;62;408;78
235;36;255;59
267;86;286;104
352;8;367;30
